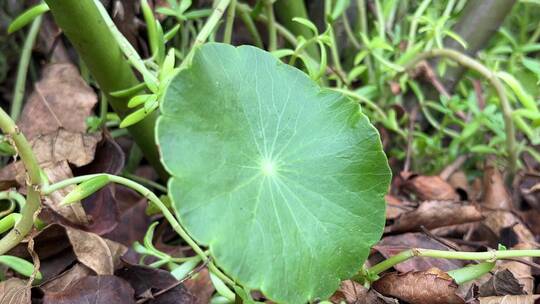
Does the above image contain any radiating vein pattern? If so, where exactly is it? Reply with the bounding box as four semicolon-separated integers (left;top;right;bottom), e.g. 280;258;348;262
157;43;391;303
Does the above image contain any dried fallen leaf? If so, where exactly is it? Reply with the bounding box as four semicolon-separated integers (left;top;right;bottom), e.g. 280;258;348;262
65;227;127;275
478;269;525;297
479;295;540;304
116;263;196;303
402;174;459;201
43;275;135;304
482;163;512;210
0;278;31;304
17;63;97;139
41;263;93;293
31;130;101;167
385;201;483;233
183;268;214;304
330;280;398;304
372;268;465;304
385;195;415;220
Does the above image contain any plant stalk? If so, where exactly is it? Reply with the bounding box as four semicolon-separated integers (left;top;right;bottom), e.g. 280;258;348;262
368;248;540;276
442;0;517;89
44;0;167;179
0;108;42;255
404;48;517;177
10;15;42;121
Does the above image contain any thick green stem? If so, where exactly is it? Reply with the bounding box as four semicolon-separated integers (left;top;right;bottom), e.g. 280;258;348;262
404;48;517;177
44;0;167;179
273;0;319;59
368;248;540;276
0;108;42;255
10;15;42;121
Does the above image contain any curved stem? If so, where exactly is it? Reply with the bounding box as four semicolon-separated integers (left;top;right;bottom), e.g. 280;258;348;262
404;48;517;176
10;15;42;121
0;108;42;255
264;0;277;51
368;248;540;277
222;0;237;44
42;174;236;286
181;0;231;69
406;0;431;50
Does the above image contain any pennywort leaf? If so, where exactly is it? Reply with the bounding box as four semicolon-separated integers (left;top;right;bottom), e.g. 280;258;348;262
157;43;390;303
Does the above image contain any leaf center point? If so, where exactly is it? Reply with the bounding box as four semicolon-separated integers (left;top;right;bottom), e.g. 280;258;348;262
261;158;277;176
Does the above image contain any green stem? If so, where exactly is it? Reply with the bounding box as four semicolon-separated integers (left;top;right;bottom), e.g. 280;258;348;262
265;0;277;51
368;248;540;276
404;48;517;177
42;174;236;286
406;0;431;50
237;5;264;48
44;0;167;179
0;108;42;255
181;0;231;69
356;0;375;82
374;0;386;42
273;0;319;59
10;15;42;121
223;0;237;44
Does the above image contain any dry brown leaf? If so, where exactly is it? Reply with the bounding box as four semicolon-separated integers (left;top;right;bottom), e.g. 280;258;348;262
0;278;31;304
479;295;540;304
65;227;127;275
31;130;101;167
448;171;470;201
385;195;415;220
330;280;398;304
385;201;483;233
43;275;135;304
41;263;93;293
479;269;525;297
372;268;465;304
498;243;534;294
402;175;459;201
479;210;535;246
17;63;97;139
482;163;512;210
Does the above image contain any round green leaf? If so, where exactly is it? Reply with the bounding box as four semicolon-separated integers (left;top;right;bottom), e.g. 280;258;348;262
157;43;390;303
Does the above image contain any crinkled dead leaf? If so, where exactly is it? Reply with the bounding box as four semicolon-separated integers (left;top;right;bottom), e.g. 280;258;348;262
43;275;135;304
498;243;534;294
17;63;97;139
330;280;398;304
65;227;127;275
0;278;30;304
479;269;525;297
31;130;101;167
41;263;93;293
116;263;196;303
482;163;512;210
479;295;540;304
372;268;465;304
183;268;214;304
385;201;483;233
402;174;459;201
385;195;415;220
